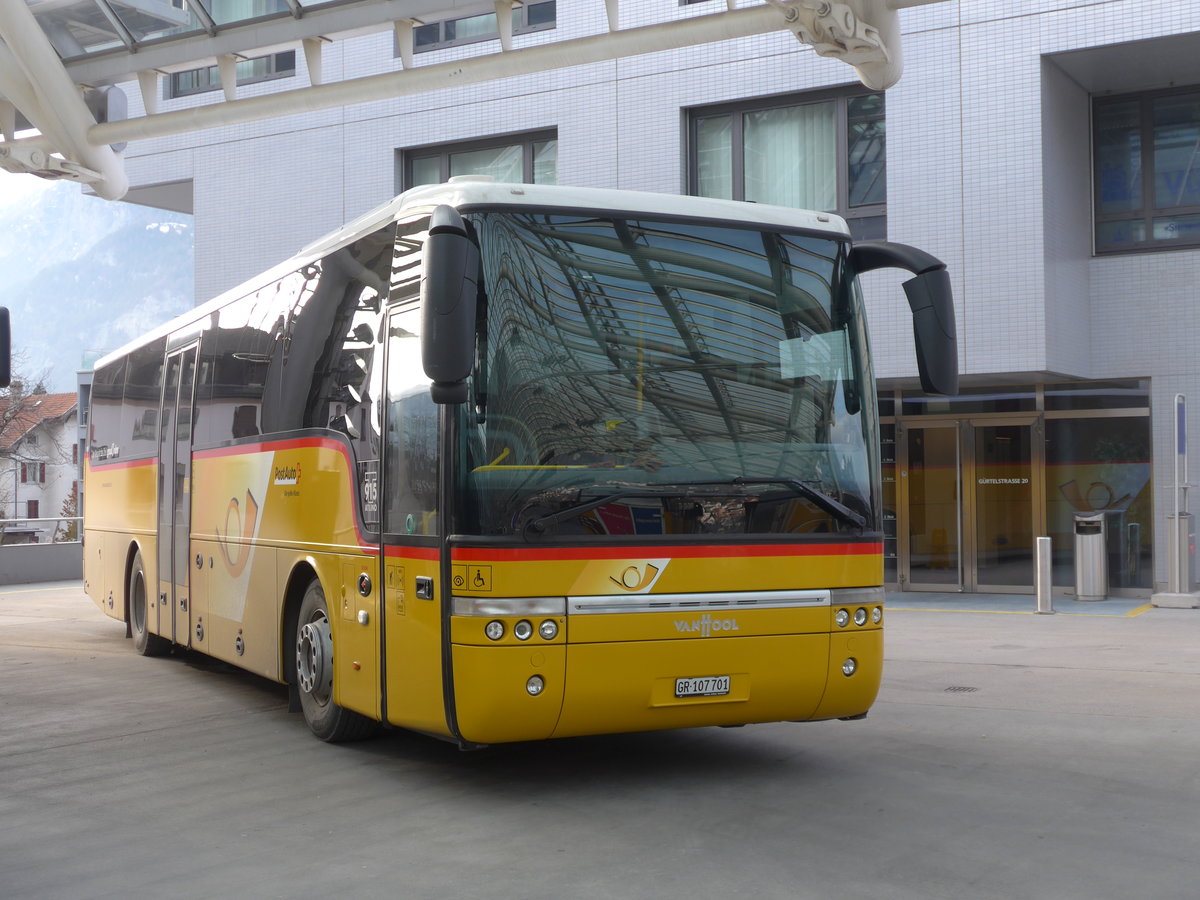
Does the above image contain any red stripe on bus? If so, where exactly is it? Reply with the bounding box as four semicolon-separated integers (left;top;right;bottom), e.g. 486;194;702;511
383;546;440;561
193;436;347;460
87;456;155;471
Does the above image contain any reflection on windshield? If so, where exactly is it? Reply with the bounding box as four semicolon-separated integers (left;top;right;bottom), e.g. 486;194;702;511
458;211;879;538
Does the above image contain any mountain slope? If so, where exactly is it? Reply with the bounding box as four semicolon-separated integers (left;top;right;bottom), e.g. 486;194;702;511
0;180;194;391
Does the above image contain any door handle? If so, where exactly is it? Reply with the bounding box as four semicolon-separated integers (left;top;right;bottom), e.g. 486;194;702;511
415;576;434;600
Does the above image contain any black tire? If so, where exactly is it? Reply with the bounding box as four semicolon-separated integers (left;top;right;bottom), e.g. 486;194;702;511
294;579;378;742
129;551;170;657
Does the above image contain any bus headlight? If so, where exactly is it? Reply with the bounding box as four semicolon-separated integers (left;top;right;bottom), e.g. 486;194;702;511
526;675;545;696
830;586;885;610
538;619;559;640
842;658;858;677
835;609;850;628
513;620;533;641
854;607;868;626
872;607;883;624
485;620;505;641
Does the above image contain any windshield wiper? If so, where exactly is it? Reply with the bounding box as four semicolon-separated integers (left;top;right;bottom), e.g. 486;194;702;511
523;477;865;537
730;476;866;531
525;489;648;536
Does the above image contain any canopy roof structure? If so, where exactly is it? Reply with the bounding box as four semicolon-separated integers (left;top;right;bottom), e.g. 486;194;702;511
0;0;942;201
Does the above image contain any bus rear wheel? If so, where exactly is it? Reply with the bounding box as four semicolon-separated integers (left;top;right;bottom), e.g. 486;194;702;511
129;551;170;657
293;579;378;742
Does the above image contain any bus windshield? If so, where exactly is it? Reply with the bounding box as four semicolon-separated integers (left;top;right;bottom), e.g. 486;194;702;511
458;210;880;539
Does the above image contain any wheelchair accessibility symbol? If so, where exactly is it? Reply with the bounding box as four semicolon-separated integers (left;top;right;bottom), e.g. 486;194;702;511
451;565;492;591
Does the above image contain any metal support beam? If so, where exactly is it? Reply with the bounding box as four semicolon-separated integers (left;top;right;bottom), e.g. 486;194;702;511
303;38;323;86
0;97;13;141
496;0;514;52
88;2;901;150
0;0;126;197
137;70;159;116
394;19;414;70
0;0;941;200
217;54;238;103
604;0;619;31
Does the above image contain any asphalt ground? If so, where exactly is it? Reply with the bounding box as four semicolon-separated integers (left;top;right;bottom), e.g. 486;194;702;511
1;581;1197;900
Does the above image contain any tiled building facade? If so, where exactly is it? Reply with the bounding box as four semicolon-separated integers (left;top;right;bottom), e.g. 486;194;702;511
116;1;1200;596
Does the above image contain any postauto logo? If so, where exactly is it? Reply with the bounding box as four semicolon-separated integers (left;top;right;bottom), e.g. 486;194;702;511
273;462;301;485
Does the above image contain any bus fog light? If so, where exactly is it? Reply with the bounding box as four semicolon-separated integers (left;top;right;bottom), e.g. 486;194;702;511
842;657;858;677
835;609;850;628
538;619;558;640
485;620;505;641
513;620;533;641
526;675;545;696
872;607;882;624
854;608;868;626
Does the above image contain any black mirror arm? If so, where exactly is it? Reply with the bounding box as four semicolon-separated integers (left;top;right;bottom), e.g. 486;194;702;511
848;241;945;277
848;241;958;397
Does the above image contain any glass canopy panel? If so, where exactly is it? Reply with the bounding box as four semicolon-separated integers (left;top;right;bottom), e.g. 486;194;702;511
203;0;292;27
28;0;126;56
113;0;207;44
27;0;203;57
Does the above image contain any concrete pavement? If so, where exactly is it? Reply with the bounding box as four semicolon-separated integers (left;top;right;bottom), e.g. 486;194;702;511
1;581;1197;899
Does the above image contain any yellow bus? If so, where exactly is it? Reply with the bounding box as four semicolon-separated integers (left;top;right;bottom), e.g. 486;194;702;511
84;180;956;745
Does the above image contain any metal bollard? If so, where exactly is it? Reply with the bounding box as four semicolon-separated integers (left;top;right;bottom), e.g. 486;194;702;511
1035;536;1054;614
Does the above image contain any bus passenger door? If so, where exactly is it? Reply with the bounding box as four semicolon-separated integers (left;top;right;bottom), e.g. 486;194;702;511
156;343;199;646
380;304;448;736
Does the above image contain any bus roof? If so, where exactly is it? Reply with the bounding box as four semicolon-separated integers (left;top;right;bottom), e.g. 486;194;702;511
95;180;851;371
304;178;850;257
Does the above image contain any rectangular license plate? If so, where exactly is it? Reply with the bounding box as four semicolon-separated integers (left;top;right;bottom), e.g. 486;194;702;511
675;675;731;698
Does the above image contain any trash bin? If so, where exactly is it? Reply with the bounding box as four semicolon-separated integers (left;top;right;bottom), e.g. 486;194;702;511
1074;512;1107;601
1166;512;1196;593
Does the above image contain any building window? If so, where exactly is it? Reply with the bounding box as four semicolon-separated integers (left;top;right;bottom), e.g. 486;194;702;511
688;90;886;240
1094;86;1200;252
401;131;557;189
166;51;296;99
20;462;46;484
411;1;556;53
27;500;39;520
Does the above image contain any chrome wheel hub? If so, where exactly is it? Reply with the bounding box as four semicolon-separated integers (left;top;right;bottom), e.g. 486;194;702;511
296;614;333;701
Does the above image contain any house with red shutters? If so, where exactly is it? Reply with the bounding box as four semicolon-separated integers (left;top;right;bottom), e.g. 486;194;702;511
0;387;78;544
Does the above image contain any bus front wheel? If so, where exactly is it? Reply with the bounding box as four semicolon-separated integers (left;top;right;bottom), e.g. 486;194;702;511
129;551;170;657
293;579;378;742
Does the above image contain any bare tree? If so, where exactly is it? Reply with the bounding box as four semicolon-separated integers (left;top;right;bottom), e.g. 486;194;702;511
0;356;74;536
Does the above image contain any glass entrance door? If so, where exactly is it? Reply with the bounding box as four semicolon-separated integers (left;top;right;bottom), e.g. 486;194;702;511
971;422;1038;590
901;419;1042;593
905;425;961;588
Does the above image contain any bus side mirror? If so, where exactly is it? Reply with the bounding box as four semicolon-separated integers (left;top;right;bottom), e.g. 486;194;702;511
0;308;10;389
848;241;958;396
421;206;479;405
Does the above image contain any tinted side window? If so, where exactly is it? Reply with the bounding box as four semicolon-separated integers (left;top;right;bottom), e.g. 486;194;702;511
385;304;438;536
204;278;296;444
121;339;165;460
243;225;398;447
89;358;126;462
